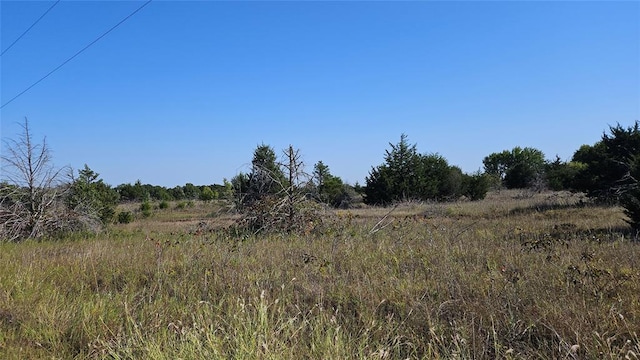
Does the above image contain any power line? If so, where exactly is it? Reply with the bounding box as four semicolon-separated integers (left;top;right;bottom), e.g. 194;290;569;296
1;0;61;57
1;0;153;109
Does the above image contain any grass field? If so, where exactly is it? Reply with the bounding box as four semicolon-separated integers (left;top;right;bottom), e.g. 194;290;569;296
0;190;638;359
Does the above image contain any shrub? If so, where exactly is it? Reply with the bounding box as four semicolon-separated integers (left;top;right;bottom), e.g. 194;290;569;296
463;172;490;201
117;211;134;224
140;201;152;218
159;200;169;210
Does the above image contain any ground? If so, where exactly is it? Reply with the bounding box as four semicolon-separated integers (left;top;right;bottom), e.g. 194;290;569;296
0;190;638;359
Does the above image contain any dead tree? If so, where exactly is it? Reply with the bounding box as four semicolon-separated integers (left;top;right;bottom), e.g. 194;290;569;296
1;118;69;241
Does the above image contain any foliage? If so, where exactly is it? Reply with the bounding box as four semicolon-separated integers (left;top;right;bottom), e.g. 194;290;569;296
0;118;72;241
544;156;582;191
572;122;640;200
462;171;490;201
231;145;322;233
67;164;119;228
140;201;152;217
116;181;228;202
158;200;169;209
199;186;216;202
117;211;133;224
619;154;640;230
483;147;546;189
313;161;350;207
365;135;484;204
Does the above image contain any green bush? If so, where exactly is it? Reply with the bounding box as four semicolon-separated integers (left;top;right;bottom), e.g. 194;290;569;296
140;201;152;218
117;211;133;224
159;200;169;210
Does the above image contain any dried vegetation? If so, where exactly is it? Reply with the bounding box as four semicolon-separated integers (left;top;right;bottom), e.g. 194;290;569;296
0;190;638;359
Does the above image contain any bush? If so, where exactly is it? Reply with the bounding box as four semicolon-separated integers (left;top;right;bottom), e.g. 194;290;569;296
140;201;152;218
463;172;490;201
117;211;134;224
159;200;169;210
175;201;187;210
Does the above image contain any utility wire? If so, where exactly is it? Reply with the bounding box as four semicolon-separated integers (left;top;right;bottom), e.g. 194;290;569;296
1;0;61;57
1;0;153;109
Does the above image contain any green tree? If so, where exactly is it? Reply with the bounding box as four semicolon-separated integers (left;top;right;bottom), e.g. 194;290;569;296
365;135;467;204
115;183;136;201
68;165;119;225
619;154;640;230
365;134;420;204
183;183;201;200
313;161;347;207
415;153;456;200
572;122;640;201
199;186;216;202
462;172;490;201
544;156;581;191
237;144;287;208
572;122;640;229
483;147;546;189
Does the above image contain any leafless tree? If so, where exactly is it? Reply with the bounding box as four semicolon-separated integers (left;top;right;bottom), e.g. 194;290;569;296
1;118;70;241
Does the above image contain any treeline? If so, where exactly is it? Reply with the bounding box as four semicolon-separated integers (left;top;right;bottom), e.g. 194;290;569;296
1;119;639;241
114;181;230;202
481;122;639;202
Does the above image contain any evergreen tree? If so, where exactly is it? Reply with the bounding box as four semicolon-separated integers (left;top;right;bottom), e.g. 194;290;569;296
313;161;347;207
68;164;119;225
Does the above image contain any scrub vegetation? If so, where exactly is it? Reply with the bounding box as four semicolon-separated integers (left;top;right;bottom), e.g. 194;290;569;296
1;120;638;358
0;191;638;359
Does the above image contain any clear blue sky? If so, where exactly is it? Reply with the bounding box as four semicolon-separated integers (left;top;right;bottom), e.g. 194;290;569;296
1;1;638;187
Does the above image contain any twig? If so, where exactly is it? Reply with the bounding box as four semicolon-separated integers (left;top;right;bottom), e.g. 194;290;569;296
369;204;398;234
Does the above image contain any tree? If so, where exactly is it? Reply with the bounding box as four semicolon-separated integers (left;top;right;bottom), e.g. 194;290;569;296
482;150;512;182
233;144;317;233
365;135;475;204
572;122;640;229
415;153;453;200
67;164;119;227
183;183;201;200
544;156;581;191
237;144;287;208
313;161;348;207
572;122;640;201
199;186;216;202
0;118;70;240
365;134;421;205
483;147;546;189
619;154;640;231
463;172;490;201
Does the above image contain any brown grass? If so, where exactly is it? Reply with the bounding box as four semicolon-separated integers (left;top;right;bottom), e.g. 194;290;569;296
0;191;638;359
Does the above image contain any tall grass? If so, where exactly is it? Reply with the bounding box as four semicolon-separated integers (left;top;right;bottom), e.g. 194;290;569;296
0;191;638;359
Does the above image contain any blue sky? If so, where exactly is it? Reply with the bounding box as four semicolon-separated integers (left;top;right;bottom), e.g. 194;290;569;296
1;1;638;187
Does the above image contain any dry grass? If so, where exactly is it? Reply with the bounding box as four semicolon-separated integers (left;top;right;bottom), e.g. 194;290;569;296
0;191;638;359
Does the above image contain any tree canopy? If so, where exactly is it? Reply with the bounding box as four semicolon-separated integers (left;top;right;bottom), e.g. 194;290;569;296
365;134;488;205
483;147;546;189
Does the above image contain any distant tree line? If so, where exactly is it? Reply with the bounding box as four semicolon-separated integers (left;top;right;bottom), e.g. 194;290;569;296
2;118;638;241
481;122;639;229
114;181;230;202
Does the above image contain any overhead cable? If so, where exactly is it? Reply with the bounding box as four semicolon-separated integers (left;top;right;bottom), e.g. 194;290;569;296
1;0;61;57
1;0;153;109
